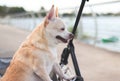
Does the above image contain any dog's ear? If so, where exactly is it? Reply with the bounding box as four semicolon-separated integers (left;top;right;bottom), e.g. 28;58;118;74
55;7;58;17
47;5;55;20
44;5;55;27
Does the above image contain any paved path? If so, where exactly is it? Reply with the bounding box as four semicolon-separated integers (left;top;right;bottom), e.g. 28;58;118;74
0;24;29;57
0;24;120;81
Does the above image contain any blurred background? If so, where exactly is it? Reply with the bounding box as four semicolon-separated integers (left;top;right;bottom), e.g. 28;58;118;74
0;0;120;81
0;0;120;52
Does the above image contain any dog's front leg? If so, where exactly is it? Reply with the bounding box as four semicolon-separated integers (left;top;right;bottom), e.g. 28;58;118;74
33;65;52;81
53;63;73;81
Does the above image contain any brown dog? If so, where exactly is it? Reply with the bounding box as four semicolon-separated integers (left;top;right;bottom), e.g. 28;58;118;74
0;5;74;81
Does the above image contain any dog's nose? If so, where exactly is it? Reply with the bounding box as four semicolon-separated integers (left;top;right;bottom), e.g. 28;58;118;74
69;33;74;39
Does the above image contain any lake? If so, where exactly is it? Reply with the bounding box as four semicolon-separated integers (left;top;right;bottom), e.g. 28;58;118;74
1;16;120;52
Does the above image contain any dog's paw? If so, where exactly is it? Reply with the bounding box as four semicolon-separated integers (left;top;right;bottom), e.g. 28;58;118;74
63;75;77;81
50;80;53;81
61;65;76;81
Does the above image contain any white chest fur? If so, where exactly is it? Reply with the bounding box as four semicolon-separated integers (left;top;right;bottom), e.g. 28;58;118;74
33;47;58;74
46;47;57;74
49;47;57;58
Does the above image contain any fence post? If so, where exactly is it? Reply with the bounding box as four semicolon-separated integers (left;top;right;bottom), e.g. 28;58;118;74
90;6;98;46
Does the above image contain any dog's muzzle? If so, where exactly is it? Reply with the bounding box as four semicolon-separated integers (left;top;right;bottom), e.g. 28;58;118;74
56;34;74;43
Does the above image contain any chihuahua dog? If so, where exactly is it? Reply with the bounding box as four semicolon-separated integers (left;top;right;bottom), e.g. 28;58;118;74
0;5;74;81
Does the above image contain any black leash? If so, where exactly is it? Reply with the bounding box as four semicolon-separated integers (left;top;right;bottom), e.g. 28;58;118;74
60;0;89;81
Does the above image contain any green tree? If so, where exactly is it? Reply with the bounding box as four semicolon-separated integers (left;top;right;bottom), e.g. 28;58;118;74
39;7;46;17
0;6;7;16
62;12;75;17
8;7;26;14
0;6;26;16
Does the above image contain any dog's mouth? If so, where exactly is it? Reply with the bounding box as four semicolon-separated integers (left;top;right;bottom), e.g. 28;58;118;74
56;36;68;43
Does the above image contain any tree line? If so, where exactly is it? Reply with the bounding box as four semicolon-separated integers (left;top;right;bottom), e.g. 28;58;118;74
0;6;26;16
0;5;120;17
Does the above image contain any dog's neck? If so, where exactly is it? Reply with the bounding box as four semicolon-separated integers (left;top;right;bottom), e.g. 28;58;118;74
26;22;57;51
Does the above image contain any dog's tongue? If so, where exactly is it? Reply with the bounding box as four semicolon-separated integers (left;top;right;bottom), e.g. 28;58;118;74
56;36;67;43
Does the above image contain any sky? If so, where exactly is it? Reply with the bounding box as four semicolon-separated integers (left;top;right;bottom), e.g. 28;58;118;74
0;0;120;13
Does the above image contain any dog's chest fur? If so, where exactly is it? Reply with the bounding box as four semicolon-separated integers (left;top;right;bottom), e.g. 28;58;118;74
46;48;57;73
49;47;57;59
46;47;57;73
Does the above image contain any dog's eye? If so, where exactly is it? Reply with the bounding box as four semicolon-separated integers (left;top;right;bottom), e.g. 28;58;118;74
61;28;65;31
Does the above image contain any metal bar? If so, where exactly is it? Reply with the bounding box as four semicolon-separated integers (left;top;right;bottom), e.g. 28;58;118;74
69;42;81;76
72;0;88;36
68;41;84;81
68;0;88;81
